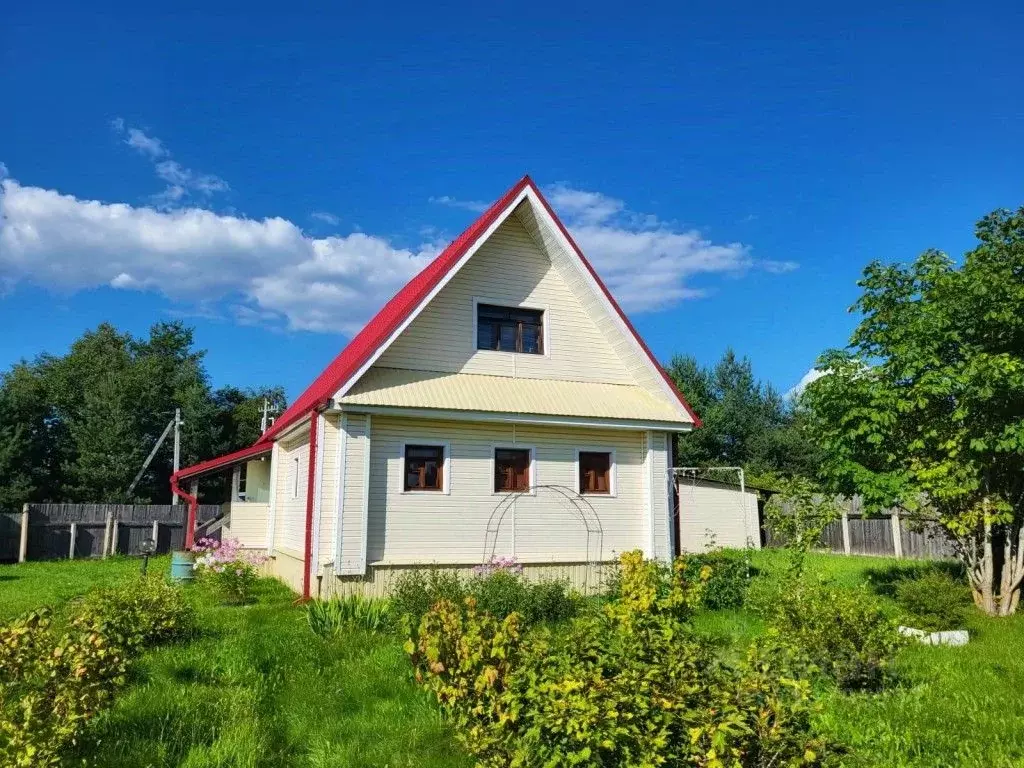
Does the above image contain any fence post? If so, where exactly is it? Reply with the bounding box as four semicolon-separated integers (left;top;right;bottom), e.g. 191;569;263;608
841;506;852;556
891;511;904;558
103;510;113;558
18;503;29;563
152;519;159;545
69;522;78;559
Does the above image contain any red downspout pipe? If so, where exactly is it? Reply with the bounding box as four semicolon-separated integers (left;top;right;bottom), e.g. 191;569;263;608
170;475;199;550
300;408;321;601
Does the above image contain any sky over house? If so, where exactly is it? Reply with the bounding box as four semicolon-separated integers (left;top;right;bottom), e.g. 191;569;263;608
1;1;1022;400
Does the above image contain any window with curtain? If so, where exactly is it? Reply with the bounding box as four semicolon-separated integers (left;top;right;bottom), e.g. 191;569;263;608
494;448;531;492
404;445;444;491
578;451;612;494
476;303;544;354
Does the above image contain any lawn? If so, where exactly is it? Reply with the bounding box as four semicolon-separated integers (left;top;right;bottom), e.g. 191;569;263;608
2;552;1023;767
694;551;1024;768
1;556;470;768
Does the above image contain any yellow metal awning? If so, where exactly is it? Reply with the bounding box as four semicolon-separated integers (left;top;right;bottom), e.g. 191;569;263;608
339;367;691;425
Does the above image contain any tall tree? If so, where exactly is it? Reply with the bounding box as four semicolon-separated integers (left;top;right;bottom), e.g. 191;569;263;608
0;322;286;509
805;207;1024;616
667;350;820;483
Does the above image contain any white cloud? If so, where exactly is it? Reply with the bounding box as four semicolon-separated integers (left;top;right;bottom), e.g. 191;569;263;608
545;184;774;312
429;195;488;213
785;367;828;399
112;120;228;207
761;260;799;274
310;211;340;225
0;178;436;333
0;164;796;335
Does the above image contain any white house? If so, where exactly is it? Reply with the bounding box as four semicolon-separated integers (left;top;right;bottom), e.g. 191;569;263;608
172;176;700;598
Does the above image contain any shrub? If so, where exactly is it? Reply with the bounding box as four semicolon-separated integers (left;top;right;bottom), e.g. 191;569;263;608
763;581;903;692
679;549;751;609
390;568;467;625
193;537;267;604
392;564;581;629
72;575;195;652
307;595;393;637
523;578;580;625
0;578;194;767
894;570;971;631
0;609;125;767
407;550;835;767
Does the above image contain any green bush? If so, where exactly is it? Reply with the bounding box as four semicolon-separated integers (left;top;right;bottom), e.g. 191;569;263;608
760;581;903;692
407;550;835;767
391;568;468;625
391;566;580;629
894;570;970;631
307;595;393;637
72;575;195;652
679;549;751;609
0;578;195;767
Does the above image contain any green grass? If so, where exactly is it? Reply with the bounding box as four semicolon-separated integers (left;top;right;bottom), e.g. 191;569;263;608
5;551;1024;767
693;550;1024;768
1;558;468;768
0;555;170;619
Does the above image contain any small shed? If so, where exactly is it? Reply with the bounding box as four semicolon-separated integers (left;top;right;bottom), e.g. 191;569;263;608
676;477;762;553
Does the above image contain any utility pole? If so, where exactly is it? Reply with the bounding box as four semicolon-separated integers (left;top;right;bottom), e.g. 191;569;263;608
260;398;278;433
171;408;183;505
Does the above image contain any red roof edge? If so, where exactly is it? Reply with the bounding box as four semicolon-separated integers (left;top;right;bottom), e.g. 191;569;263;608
257;174;536;443
526;181;703;428
173;441;273;481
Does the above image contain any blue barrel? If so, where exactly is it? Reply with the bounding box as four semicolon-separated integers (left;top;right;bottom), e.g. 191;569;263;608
169;550;196;583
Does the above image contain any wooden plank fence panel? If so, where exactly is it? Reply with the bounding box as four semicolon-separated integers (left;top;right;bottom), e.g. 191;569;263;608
1;504;223;562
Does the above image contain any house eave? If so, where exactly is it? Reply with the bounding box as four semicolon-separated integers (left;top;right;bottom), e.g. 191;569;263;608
337;403;695;433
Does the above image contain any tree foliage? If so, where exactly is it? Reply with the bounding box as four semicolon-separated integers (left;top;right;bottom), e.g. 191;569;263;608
804;207;1024;615
0;322;285;509
667;349;821;483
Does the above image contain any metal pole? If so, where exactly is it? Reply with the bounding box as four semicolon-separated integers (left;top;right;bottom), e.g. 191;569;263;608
172;408;182;505
69;522;78;560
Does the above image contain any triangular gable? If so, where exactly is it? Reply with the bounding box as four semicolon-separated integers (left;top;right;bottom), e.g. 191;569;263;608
260;176;699;444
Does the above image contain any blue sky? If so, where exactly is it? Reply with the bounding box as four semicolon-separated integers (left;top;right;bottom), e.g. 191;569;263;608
2;1;1022;401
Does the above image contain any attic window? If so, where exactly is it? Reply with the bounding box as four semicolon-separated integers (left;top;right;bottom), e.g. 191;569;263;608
476;303;544;354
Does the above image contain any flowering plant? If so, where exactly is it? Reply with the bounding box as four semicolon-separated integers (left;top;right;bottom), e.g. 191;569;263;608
192;537;267;604
472;556;524;578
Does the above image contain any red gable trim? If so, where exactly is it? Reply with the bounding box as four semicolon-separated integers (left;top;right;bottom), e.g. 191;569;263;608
173;441;272;481
529;186;703;428
259;175;534;443
258;174;700;447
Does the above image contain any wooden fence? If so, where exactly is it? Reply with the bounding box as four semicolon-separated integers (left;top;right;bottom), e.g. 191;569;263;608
0;503;223;563
764;497;955;560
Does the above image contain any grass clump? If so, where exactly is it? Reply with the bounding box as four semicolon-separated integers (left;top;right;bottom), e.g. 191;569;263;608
307;595;393;636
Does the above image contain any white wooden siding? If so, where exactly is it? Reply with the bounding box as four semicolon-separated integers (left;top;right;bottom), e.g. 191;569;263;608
649;431;672;560
364;415;651;565
222;502;269;548
677;479;761;552
335;413;370;574
515;202;686;416
272;433;309;557
316;414;339;569
375;212;636;385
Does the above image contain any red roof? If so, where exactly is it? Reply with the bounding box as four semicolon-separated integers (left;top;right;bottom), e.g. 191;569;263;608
173;174;700;481
173;441;272;481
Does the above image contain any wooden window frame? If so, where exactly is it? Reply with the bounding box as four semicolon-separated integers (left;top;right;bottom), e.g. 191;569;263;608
472;297;549;357
574;448;616;497
491;445;536;495
401;441;451;495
